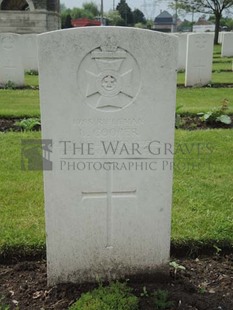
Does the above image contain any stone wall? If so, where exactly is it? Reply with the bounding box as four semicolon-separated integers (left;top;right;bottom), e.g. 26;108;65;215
33;0;47;10
0;11;60;34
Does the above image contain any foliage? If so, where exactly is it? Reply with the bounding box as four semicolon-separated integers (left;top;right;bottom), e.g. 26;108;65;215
68;282;139;310
0;297;9;310
15;118;41;131
132;8;146;24
152;290;174;309
146;19;154;29
63;14;73;28
140;286;149;297
134;22;147;29
177;19;193;32
116;0;134;25
61;2;100;28
4;80;16;90
106;10;125;26
198;99;232;125
174;1;233;43
71;7;93;19
82;2;99;17
169;261;186;277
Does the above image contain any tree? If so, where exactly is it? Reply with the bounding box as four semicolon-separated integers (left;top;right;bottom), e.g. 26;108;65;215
107;10;125;26
82;2;99;17
132;8;146;24
60;3;67;13
71;7;94;19
63;14;73;29
173;1;233;44
116;0;134;25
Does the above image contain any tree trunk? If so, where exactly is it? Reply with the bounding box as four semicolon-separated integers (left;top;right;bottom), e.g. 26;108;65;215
214;13;221;45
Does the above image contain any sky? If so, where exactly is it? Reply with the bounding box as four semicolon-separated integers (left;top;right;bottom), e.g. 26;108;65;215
62;0;172;19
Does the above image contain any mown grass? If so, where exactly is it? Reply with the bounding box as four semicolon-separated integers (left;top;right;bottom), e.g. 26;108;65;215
172;129;233;245
0;83;232;118
24;74;39;87
0;130;232;255
177;71;233;85
0;89;40;118
212;61;232;71
0;132;45;254
176;87;233;114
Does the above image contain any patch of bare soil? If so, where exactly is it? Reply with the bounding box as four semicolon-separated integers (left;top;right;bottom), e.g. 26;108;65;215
0;255;232;310
178;115;233;130
0;119;40;132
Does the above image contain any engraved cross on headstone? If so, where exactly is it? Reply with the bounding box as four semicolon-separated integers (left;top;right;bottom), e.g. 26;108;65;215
82;170;137;249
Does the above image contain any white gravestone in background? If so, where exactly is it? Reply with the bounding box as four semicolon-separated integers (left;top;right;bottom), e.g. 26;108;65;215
38;27;177;285
0;33;24;86
177;33;188;71
185;33;214;87
221;32;233;57
21;34;39;71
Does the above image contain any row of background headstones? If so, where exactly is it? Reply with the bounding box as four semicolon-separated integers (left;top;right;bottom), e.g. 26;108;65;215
0;33;38;87
176;32;233;71
0;32;232;88
175;32;233;86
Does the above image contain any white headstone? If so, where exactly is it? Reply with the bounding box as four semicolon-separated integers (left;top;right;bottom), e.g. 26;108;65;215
21;34;39;72
38;27;177;285
176;33;188;71
0;33;24;86
218;31;224;44
185;33;214;87
221;32;233;57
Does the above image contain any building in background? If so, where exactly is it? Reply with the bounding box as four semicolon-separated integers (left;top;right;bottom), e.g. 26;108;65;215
0;0;61;33
153;10;175;32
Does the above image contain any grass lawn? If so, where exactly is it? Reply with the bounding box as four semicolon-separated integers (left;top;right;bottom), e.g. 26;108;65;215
176;87;233;114
0;85;232;119
177;71;233;85
0;89;40;118
173;129;233;245
0;132;44;254
25;74;39;87
212;61;232;71
0;130;232;255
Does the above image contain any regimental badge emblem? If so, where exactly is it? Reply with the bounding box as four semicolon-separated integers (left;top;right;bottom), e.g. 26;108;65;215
77;36;141;112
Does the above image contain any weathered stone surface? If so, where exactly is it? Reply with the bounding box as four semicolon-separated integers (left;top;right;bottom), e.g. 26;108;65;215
185;33;214;87
221;32;233;57
0;33;24;86
38;27;177;285
22;34;38;71
176;33;188;71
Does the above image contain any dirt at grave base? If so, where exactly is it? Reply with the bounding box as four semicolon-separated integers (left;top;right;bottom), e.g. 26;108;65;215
0;255;232;310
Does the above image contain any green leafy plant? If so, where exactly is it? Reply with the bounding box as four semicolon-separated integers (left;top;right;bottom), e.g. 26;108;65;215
213;244;222;255
152;290;174;310
0;296;10;310
140;286;149;297
169;261;186;277
15;118;41;131
197;99;232;125
198;287;207;294
4;80;16;90
69;281;139;310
